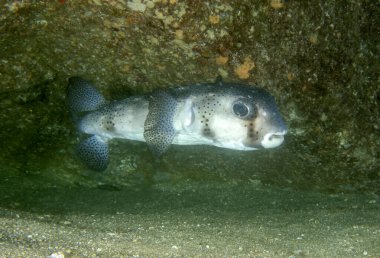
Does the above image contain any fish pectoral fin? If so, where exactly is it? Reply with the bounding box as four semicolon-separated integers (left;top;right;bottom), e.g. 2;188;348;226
76;135;109;171
144;91;177;156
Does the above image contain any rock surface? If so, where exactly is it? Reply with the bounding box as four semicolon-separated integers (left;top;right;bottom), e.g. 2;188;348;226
0;1;379;256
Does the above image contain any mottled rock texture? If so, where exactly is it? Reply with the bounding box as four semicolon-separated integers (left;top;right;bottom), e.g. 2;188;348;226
0;1;378;193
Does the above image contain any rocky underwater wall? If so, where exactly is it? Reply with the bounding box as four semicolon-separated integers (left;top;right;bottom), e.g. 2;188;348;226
0;0;378;194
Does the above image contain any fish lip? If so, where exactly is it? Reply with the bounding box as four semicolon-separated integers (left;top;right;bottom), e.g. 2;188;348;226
271;130;288;138
261;130;287;149
268;130;288;142
268;133;284;142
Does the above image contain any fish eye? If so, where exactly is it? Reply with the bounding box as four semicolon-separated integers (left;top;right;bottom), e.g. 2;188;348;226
232;98;257;119
233;101;249;118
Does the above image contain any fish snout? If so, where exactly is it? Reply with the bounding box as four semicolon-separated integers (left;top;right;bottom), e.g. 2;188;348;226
261;114;288;149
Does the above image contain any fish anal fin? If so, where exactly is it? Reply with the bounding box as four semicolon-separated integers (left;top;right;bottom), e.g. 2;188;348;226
77;135;109;171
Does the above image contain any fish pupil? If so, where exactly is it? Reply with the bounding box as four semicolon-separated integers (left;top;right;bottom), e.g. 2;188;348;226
233;102;249;117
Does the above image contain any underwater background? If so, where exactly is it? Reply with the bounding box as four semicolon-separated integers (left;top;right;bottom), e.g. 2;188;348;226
0;0;379;256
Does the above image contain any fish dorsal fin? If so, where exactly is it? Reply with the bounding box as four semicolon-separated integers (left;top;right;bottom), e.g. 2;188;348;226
144;91;177;156
67;77;106;113
215;75;224;85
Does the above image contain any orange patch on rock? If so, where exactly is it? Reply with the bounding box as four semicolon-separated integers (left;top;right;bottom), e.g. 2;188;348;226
215;56;228;65
270;0;284;9
234;58;255;79
209;15;220;24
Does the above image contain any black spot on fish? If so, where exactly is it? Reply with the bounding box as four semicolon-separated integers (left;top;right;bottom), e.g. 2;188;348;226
203;127;214;138
103;115;116;131
246;121;259;140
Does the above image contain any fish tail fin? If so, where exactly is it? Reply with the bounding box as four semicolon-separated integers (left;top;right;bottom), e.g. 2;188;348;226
66;76;106;122
66;77;109;171
77;135;109;171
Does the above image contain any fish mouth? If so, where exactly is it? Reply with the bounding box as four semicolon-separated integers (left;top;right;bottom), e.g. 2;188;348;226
261;130;287;149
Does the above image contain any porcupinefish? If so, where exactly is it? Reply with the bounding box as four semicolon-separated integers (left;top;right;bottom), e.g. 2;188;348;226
66;77;288;170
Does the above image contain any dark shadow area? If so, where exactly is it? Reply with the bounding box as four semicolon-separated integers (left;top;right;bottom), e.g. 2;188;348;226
0;171;378;220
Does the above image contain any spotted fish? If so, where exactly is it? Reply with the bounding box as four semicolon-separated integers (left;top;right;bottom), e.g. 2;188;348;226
66;77;288;170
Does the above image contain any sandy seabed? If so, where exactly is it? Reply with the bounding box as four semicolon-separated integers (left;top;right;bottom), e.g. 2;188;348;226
1;180;379;257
